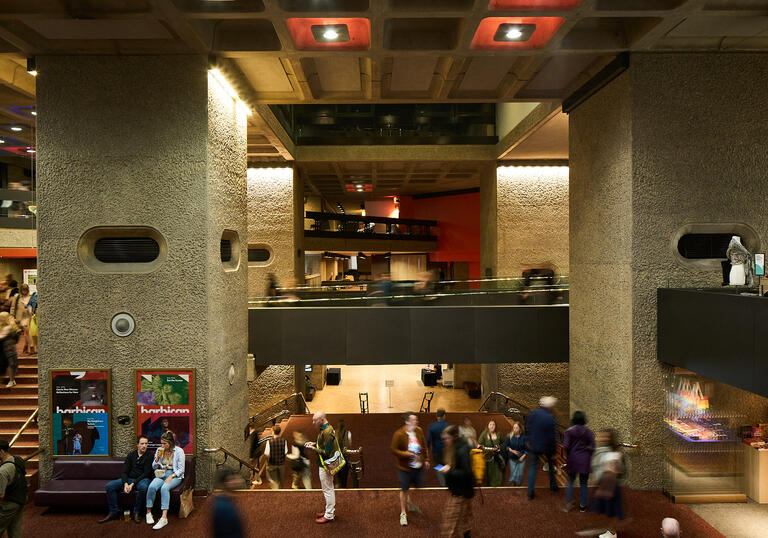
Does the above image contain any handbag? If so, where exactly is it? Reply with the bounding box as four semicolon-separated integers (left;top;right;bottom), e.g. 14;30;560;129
154;469;166;479
178;488;194;518
318;436;346;476
29;314;37;337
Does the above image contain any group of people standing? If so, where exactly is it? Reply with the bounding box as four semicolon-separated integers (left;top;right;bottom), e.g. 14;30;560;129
0;275;37;389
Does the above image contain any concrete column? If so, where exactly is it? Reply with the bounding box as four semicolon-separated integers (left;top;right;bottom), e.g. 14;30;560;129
492;165;569;277
246;166;304;297
570;53;768;488
36;55;248;489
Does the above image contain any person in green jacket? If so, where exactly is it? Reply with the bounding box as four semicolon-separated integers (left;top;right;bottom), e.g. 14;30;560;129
478;420;504;487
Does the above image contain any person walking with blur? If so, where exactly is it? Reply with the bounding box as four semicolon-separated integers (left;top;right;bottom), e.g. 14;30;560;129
526;396;559;499
304;411;338;524
504;422;527;486
563;411;594;512
264;424;287;489
391;412;429;527
8;284;31;355
211;468;244;538
334;419;352;488
591;429;625;538
438;425;474;538
477;420;504;487
289;430;312;490
0;313;20;388
427;409;453;486
458;417;477;448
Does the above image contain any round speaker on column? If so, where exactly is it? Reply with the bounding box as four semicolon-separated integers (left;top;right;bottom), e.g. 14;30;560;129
111;312;135;337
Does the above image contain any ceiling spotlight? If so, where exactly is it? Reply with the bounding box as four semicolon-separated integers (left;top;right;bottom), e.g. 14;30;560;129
311;24;350;43
0;139;4;144
26;148;35;153
30;111;36;116
10;126;22;132
494;23;536;42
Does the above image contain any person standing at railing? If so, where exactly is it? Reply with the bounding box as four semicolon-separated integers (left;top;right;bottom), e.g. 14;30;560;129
478;420;504;487
504;422;527;486
562;411;594;513
525;396;559;500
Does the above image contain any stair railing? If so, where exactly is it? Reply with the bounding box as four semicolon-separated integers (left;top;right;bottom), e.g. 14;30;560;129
478;391;532;416
10;408;38;448
245;409;292;438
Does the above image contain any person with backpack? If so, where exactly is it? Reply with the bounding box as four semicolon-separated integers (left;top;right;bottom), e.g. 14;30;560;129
0;313;21;388
0;438;27;538
438;425;474;538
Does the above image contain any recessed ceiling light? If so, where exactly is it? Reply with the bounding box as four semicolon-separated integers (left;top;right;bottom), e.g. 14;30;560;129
26;149;35;153
30;111;36;116
311;24;350;43
0;139;4;144
10;126;22;132
494;23;536;42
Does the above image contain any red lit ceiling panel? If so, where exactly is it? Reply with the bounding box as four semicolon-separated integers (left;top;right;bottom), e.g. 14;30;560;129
471;17;564;50
489;0;581;10
286;18;370;51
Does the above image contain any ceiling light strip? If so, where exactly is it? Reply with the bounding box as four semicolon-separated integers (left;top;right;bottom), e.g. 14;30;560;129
208;68;252;116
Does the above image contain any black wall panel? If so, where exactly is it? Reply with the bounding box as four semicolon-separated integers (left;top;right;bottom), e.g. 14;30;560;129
249;305;569;365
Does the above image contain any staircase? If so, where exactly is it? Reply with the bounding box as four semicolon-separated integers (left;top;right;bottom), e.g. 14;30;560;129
0;351;40;492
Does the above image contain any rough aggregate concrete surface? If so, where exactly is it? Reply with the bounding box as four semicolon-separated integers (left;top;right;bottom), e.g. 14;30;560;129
36;55;248;489
570;52;768;488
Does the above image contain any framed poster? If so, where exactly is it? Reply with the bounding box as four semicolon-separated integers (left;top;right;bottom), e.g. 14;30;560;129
755;253;765;277
22;269;37;293
50;370;111;457
135;369;195;454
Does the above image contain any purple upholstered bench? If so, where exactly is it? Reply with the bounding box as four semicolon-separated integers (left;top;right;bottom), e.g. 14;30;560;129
34;456;195;509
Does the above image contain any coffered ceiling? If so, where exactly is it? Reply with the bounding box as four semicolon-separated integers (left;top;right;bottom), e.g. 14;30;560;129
1;0;767;183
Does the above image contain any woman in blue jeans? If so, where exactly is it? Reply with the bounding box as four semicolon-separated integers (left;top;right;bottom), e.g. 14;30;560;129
146;431;185;530
562;411;594;512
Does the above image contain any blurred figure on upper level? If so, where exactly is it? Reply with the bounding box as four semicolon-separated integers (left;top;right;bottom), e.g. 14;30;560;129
368;272;393;305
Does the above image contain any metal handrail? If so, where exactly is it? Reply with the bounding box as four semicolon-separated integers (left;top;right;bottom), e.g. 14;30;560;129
246;410;291;439
23;448;42;462
247;392;311;426
205;447;259;473
10;408;38;448
478;392;532;415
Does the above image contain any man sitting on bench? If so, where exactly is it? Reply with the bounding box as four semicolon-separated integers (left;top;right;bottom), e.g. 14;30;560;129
99;435;153;524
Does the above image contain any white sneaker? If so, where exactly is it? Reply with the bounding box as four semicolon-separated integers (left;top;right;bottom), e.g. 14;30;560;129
598;532;617;538
152;517;168;530
399;512;407;526
145;513;154;525
5;381;15;388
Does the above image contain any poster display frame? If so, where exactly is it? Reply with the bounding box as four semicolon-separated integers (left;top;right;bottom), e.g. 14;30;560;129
49;369;112;458
133;368;196;455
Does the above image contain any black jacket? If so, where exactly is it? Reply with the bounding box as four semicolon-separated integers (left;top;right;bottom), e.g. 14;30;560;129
445;438;474;499
121;450;153;483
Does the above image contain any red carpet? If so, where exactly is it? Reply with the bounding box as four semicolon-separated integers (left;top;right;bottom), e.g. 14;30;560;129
21;488;724;537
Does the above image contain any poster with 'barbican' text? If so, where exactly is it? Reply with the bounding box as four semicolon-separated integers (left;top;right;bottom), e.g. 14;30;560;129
50;370;111;457
135;369;195;454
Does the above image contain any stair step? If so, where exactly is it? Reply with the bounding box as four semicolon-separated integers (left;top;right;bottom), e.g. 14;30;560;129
0;386;38;395
0;396;38;406
0;427;38;436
